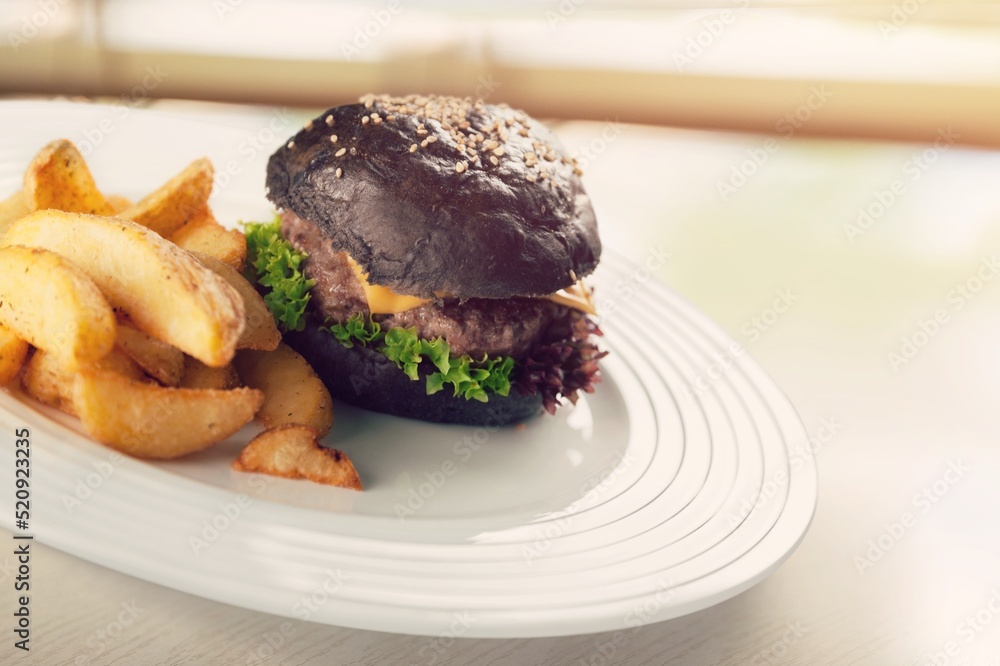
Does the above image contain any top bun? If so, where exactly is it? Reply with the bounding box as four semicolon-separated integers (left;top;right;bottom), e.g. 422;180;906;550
265;94;601;299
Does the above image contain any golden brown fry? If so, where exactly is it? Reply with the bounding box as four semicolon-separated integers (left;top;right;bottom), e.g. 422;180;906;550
234;344;333;437
0;246;116;371
115;323;185;386
23;139;113;215
120;158;213;237
2;211;245;367
232;425;361;490
171;206;247;271
193;252;280;352
0;190;29;234
73;369;263;459
0;323;29;386
21;348;144;416
105;194;134;215
178;355;238;390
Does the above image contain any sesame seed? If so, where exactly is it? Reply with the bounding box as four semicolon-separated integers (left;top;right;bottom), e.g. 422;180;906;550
526;173;537;182
492;148;505;156
416;128;427;135
304;119;313;130
373;115;382;125
330;134;338;143
386;115;395;122
336;168;343;178
426;135;437;143
349;147;357;155
455;161;467;173
490;156;499;166
420;139;428;148
335;147;347;157
409;143;418;153
287;140;295;149
325;115;334;126
362;116;370;125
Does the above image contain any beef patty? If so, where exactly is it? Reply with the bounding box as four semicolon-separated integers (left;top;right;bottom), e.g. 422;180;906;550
281;210;565;358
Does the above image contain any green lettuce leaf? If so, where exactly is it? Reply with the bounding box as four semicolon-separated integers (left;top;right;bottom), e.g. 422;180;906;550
324;313;383;348
326;313;515;401
244;217;315;332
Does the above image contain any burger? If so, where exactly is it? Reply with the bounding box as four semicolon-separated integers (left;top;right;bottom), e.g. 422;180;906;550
251;94;605;426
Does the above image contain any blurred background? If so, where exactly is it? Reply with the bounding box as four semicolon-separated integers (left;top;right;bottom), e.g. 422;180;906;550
3;0;1000;145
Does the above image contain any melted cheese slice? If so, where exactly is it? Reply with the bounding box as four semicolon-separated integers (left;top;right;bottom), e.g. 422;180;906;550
346;255;597;316
548;280;597;315
346;256;431;314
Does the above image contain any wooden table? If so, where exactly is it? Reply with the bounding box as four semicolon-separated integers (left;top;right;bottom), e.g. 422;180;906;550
4;101;1000;665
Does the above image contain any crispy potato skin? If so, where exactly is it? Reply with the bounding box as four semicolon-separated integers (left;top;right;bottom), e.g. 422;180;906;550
120;158;213;237
115;323;185;386
232;425;361;490
234;344;333;436
194;252;280;352
0;324;30;386
1;210;245;367
23;139;114;215
21;348;144;416
171;206;247;272
0;246;116;371
73;370;263;459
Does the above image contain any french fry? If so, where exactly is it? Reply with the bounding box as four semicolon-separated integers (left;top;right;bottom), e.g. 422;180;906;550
193;252;280;352
232;425;361;490
115;323;185;386
119;158;213;237
171;206;247;271
179;356;238;390
234;344;333;436
2;211;245;367
21;348;144;416
0;190;28;234
73;370;263;459
106;194;134;215
0;246;116;371
23;139;113;215
0;323;29;386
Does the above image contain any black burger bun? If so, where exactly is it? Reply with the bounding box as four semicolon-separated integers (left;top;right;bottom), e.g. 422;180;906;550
266;94;601;300
284;322;543;426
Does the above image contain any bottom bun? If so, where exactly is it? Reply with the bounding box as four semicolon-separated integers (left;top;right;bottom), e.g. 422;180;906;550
283;323;543;426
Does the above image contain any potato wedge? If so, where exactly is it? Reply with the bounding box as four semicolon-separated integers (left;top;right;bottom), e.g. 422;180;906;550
119;158;213;237
234;344;333;436
171;206;247;271
116;323;185;386
0;323;29;386
106;194;133;215
73;369;263;459
21;348;143;416
2;211;245;367
0;246;116;370
194;252;280;352
0;190;29;234
232;425;361;490
23;139;113;215
179;356;238;390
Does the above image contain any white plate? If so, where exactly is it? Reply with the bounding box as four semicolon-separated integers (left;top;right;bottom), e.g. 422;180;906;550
0;101;816;638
